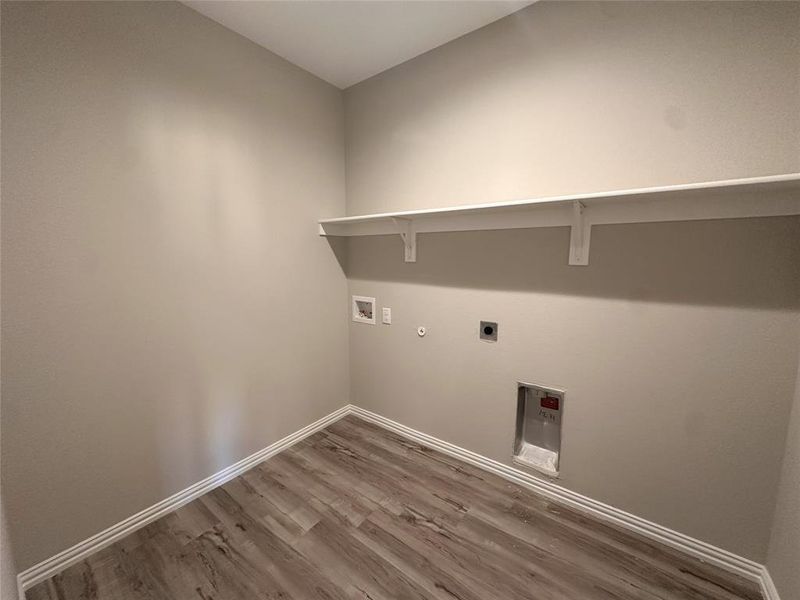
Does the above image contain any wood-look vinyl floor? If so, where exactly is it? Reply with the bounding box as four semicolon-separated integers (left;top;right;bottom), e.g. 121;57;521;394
27;415;763;600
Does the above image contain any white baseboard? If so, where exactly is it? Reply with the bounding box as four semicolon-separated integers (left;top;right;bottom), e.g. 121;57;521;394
758;566;782;600
347;405;780;600
17;403;780;600
16;405;351;595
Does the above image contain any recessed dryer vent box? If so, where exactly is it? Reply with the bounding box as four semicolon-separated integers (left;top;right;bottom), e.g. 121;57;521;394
513;382;564;477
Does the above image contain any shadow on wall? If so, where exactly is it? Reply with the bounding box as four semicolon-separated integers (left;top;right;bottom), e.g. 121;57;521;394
339;216;800;310
326;236;349;275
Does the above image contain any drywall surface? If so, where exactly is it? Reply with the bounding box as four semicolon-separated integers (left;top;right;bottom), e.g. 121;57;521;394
767;345;800;599
1;496;17;600
344;0;800;561
1;1;347;569
346;1;800;214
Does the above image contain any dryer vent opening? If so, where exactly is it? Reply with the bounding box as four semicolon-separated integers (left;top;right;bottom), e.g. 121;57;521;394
513;382;564;477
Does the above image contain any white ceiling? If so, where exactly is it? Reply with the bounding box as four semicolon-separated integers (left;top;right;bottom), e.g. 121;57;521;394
183;1;535;89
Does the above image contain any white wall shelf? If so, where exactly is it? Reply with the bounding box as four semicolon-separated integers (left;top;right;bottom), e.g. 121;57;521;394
318;173;800;265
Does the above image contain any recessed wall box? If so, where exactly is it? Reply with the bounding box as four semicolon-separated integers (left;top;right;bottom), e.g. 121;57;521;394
513;382;564;477
352;296;376;324
480;321;498;342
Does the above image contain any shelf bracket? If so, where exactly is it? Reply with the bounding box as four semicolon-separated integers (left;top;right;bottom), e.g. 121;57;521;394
392;217;416;262
569;201;591;266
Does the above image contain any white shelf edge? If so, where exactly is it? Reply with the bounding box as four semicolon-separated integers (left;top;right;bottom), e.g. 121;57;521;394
320;173;800;225
319;173;800;266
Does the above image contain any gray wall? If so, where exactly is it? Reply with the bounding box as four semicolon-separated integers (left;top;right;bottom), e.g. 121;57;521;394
0;2;16;595
346;1;800;215
344;1;800;561
767;345;800;599
1;497;17;600
1;1;348;570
